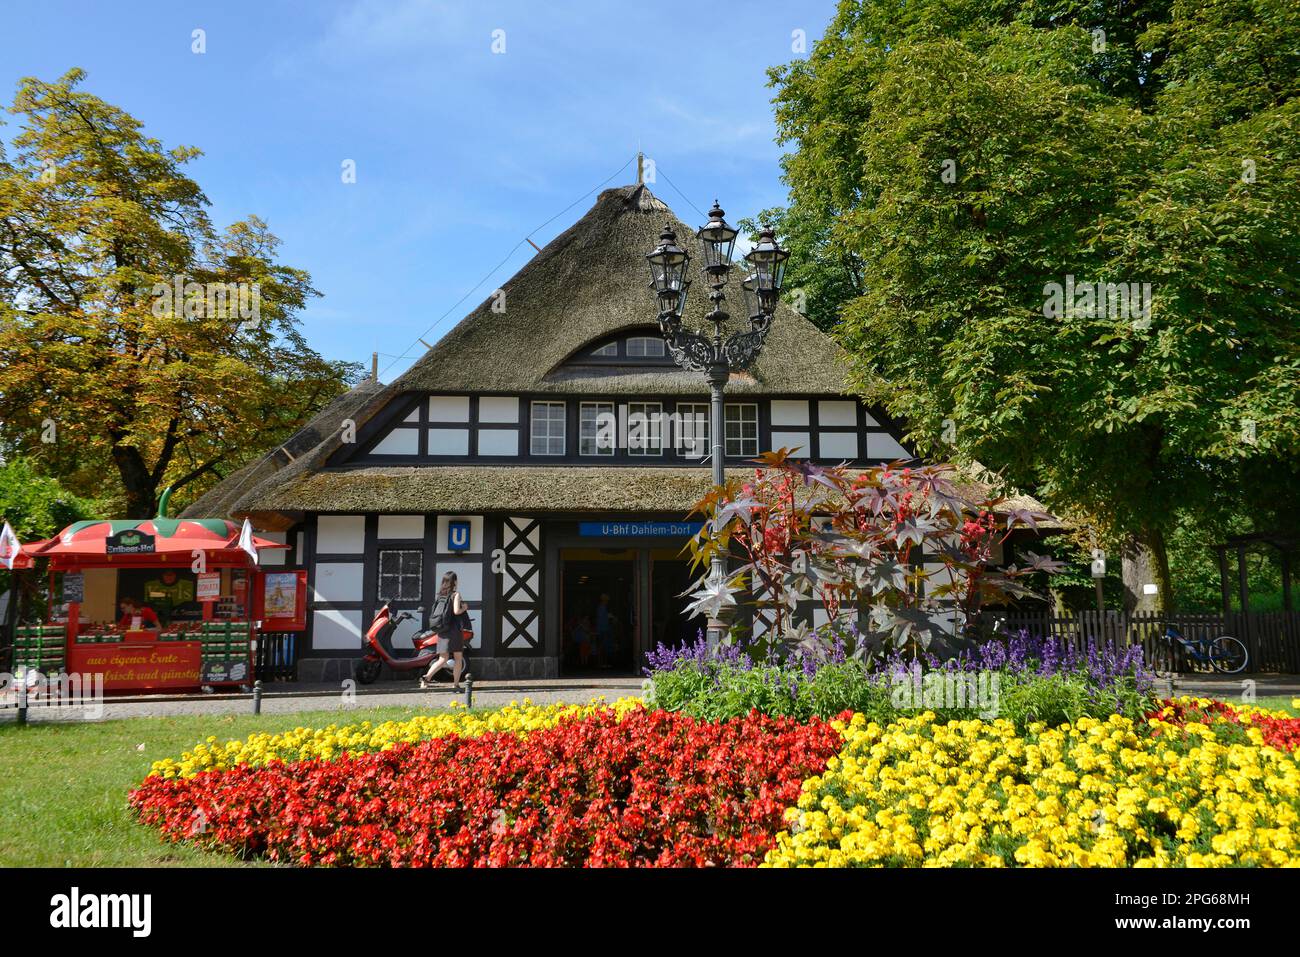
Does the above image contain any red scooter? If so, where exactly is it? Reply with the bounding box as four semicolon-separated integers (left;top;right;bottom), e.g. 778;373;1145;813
356;603;446;685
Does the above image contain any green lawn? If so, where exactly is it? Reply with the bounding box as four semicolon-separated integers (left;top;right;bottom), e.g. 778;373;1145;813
0;705;455;867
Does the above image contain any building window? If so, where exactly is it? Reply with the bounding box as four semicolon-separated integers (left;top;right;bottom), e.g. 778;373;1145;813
626;336;665;357
627;401;663;456
590;342;618;357
677;403;709;459
530;401;566;455
377;549;422;602
725;403;758;457
579;402;616;456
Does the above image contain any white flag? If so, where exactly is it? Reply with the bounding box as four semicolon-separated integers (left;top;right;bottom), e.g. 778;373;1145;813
0;521;19;571
238;519;259;565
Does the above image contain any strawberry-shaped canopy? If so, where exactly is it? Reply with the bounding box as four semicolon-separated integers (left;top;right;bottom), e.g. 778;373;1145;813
29;518;286;569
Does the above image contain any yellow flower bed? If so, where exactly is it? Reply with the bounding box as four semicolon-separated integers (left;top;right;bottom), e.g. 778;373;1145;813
149;697;643;779
765;709;1300;868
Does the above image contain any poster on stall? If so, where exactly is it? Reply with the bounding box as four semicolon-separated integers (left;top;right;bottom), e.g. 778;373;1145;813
263;572;298;619
257;570;307;631
196;572;221;601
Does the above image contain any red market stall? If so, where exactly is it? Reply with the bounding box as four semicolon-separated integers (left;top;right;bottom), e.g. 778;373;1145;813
12;512;298;693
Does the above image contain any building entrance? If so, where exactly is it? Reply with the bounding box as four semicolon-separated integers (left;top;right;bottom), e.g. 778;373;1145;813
560;549;636;675
558;545;703;676
648;548;702;654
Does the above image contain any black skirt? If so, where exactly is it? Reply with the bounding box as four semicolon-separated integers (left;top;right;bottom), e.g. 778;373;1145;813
440;628;465;654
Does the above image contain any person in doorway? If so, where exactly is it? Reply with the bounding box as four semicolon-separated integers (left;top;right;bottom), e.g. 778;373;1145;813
420;571;470;691
573;615;593;668
595;593;614;669
117;596;160;632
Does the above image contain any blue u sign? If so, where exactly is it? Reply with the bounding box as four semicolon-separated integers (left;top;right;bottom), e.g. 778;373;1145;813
447;520;471;551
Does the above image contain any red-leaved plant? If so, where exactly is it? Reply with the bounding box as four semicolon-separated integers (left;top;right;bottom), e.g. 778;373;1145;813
683;450;1062;657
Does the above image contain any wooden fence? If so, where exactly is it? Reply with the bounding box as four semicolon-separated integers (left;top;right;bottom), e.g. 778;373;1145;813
978;610;1300;675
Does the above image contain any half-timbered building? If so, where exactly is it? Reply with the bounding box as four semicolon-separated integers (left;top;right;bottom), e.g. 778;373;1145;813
186;183;1039;680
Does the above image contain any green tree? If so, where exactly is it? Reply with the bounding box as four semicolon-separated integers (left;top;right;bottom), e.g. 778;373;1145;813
0;70;360;517
766;0;1300;609
0;456;98;541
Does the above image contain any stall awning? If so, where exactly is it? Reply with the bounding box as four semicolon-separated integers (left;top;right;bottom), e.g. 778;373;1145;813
27;518;287;567
2;538;51;571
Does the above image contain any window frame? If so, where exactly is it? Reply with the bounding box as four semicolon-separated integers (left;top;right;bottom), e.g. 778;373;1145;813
376;548;423;603
626;401;664;457
529;400;567;456
579;401;616;457
676;402;710;460
625;336;666;358
724;403;759;458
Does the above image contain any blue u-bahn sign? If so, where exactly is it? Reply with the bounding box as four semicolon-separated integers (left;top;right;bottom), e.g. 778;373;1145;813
578;521;702;538
447;520;472;551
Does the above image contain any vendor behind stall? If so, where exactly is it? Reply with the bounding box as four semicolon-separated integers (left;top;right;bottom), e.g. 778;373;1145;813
142;568;198;623
117;596;160;632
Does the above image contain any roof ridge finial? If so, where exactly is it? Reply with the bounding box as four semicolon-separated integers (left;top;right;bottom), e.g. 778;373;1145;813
636;151;644;185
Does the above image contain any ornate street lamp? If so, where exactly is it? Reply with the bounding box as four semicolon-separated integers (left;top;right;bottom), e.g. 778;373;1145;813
646;202;789;645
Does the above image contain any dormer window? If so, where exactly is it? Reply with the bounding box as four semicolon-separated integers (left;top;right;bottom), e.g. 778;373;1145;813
626;336;665;358
557;330;675;373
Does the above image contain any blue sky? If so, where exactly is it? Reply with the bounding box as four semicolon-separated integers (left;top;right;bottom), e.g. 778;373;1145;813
0;0;837;379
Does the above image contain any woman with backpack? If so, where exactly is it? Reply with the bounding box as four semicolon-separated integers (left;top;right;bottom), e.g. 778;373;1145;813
420;571;469;691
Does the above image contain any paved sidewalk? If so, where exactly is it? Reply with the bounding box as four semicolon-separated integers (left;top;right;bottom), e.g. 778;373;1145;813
1;676;647;723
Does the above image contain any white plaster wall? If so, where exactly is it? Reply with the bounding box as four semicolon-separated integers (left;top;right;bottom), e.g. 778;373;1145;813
313;562;365;602
479;396;519;423
866;433;911;459
371;429;419;455
429;396;470;422
312;609;364;650
771;431;810;456
316;515;366;554
436;515;483;553
477;430;519;456
770;400;809;426
377;515;425;540
819;400;858;426
428;428;469;455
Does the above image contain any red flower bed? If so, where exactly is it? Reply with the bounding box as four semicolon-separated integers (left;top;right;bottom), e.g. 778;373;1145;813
1148;698;1300;752
129;708;844;867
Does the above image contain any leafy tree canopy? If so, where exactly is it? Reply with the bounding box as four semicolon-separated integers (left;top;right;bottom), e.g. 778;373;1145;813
766;0;1299;606
0;70;361;518
0;456;98;541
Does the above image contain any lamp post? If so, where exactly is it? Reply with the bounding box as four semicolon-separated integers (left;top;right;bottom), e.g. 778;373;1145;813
646;202;789;646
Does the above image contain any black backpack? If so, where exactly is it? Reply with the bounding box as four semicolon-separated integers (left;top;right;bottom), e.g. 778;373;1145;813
429;595;451;631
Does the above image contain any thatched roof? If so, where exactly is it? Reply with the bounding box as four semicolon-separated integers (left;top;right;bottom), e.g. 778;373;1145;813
391;184;852;395
228;463;1058;531
180;377;390;520
187;183;1058;530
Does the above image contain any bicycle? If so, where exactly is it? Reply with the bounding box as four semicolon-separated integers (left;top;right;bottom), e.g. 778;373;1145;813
1159;623;1249;675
